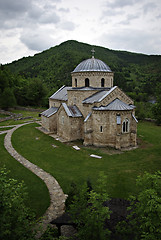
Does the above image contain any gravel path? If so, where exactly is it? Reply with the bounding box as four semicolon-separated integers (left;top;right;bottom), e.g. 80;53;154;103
3;123;67;236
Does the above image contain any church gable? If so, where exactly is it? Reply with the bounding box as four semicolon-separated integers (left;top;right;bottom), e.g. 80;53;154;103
97;86;133;107
57;103;83;141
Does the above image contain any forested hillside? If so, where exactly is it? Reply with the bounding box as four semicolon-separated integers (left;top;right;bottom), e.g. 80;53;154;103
1;40;161;119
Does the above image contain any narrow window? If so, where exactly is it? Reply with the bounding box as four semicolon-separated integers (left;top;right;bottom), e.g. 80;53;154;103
111;78;113;86
101;78;105;87
100;126;103;132
117;115;121;125
73;97;77;104
123;122;126;133
126;120;129;132
62;116;64;125
75;78;77;87
85;78;89;87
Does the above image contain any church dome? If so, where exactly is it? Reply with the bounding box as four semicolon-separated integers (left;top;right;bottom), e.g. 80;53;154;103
73;57;112;73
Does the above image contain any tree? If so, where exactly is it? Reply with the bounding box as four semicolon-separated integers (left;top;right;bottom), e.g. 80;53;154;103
118;171;161;240
68;172;111;240
26;78;48;106
0;87;17;110
0;168;36;240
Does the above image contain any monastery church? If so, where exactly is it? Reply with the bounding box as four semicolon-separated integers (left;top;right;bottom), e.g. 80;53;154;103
41;53;138;149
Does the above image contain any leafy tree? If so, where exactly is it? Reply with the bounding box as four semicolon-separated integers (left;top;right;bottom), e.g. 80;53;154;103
118;171;161;240
0;87;17;110
0;168;36;240
26;78;48;106
68;172;111;240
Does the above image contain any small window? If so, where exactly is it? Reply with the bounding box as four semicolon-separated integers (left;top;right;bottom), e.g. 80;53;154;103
75;78;77;87
117;115;121;125
62;116;64;125
101;78;105;87
126;121;128;132
85;78;89;87
73;97;77;104
100;126;103;132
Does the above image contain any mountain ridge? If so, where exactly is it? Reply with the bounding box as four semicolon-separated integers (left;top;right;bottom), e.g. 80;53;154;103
6;40;161;98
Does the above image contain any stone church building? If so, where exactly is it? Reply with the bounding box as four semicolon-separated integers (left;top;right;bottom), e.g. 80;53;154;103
41;55;137;149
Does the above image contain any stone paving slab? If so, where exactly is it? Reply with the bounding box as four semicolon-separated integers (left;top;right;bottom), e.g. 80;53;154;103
3;123;67;237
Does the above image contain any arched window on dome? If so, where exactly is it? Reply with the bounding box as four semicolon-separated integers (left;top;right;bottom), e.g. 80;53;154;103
101;78;105;87
85;78;89;87
111;78;113;87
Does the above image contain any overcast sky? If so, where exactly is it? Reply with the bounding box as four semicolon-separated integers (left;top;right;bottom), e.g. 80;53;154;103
0;0;161;64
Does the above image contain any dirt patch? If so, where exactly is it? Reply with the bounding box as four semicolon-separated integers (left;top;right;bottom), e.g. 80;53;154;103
137;137;153;149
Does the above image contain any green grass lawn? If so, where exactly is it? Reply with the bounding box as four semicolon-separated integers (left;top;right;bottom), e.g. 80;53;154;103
0;133;50;218
0;113;9;117
11;121;161;201
0;126;14;131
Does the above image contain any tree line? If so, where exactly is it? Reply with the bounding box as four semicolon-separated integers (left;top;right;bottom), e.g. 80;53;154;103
0;65;48;109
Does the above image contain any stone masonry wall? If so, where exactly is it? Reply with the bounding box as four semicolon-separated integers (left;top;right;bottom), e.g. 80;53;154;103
67;89;98;117
71;72;114;88
90;110;136;149
57;107;71;141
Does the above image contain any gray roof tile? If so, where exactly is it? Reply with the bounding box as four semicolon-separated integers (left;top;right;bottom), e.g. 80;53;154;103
41;107;58;117
50;85;72;101
72;58;112;73
62;103;82;117
82;86;117;104
93;98;135;111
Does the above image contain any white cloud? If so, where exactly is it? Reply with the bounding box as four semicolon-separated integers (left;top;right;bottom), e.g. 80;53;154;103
20;28;58;51
59;21;76;31
105;0;141;9
99;28;161;55
0;0;161;64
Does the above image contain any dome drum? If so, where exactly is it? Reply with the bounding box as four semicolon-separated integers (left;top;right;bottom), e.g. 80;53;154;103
72;58;113;88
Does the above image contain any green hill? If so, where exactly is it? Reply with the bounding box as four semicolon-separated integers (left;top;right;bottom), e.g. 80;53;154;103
7;40;161;94
1;40;161;112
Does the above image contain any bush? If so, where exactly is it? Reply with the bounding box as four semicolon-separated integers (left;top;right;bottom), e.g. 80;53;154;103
68;172;111;240
117;171;161;240
0;167;36;240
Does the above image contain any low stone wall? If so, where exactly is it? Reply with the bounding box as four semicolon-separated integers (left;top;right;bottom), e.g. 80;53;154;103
0;109;22;122
9;106;44;112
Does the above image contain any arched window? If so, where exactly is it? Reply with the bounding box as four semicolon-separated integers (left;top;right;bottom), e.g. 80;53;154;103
85;78;89;87
75;78;77;87
101;78;105;87
122;119;129;133
100;126;103;132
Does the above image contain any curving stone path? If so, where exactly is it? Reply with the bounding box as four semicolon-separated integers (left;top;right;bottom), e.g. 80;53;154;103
4;123;67;236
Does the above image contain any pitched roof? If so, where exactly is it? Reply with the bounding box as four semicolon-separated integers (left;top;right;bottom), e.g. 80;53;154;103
41;107;58;117
50;85;72;101
62;103;82;117
93;98;135;111
82;86;117;104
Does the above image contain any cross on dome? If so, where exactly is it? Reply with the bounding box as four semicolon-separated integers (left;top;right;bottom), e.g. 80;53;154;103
91;48;95;58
